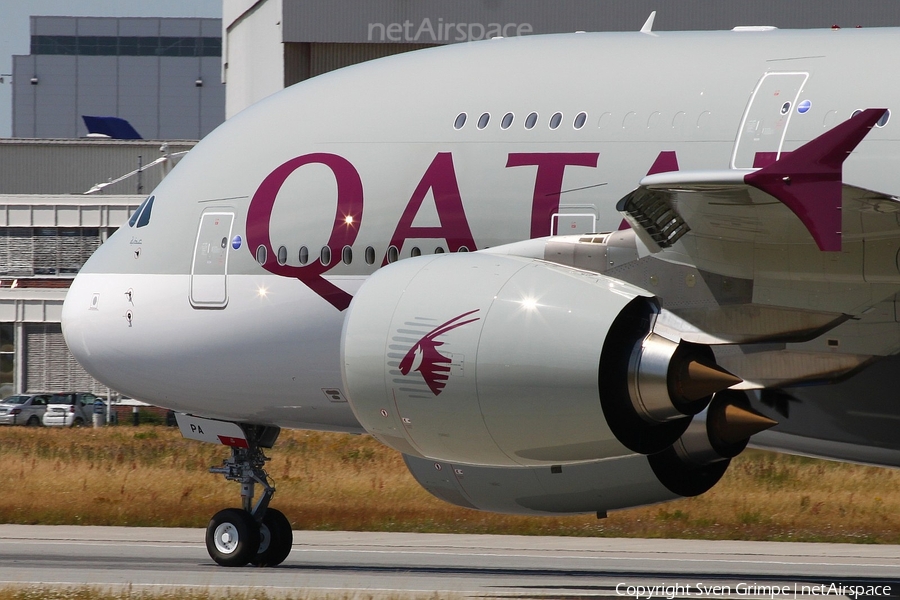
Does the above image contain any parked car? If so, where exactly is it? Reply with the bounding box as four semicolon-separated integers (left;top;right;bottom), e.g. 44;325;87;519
42;392;102;427
0;394;51;426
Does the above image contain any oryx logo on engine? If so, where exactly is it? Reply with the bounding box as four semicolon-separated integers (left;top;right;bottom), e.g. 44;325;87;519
399;310;480;395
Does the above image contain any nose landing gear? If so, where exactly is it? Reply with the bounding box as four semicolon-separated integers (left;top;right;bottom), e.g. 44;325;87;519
203;424;293;567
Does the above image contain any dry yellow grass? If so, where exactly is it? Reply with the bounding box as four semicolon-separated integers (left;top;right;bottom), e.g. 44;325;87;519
0;586;446;600
0;426;898;542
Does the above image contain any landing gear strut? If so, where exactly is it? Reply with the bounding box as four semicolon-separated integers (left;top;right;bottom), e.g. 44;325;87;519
204;425;293;567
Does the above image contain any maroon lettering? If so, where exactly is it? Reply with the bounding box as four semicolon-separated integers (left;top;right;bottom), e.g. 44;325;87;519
385;152;476;263
506;153;600;239
246;153;363;311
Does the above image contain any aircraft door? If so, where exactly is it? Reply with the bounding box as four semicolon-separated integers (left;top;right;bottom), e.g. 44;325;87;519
190;211;234;308
552;205;597;235
732;72;808;169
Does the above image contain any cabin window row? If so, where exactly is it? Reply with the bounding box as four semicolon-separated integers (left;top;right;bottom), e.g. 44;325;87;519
454;111;588;131
254;244;470;267
455;108;893;131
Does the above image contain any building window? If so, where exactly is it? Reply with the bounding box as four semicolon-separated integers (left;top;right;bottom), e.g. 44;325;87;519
30;35;222;57
0;323;14;398
0;227;100;277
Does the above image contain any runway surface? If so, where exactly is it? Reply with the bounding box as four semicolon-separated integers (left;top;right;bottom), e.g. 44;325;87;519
0;525;898;599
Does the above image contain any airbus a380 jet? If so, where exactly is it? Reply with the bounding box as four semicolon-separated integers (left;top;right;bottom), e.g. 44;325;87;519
62;25;900;567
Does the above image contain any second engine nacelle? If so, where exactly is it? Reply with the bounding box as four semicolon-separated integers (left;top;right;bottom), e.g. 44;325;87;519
341;253;739;466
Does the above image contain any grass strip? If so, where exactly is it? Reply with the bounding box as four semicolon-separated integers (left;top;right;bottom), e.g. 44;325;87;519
0;586;452;600
0;426;898;543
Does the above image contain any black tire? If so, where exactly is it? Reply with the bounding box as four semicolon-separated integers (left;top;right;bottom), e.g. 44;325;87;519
251;508;293;567
26;416;41;427
206;508;260;567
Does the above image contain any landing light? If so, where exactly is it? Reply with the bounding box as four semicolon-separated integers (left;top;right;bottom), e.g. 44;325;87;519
257;285;269;298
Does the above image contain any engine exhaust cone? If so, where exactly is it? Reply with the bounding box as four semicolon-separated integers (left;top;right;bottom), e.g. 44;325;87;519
711;402;778;445
675;359;743;402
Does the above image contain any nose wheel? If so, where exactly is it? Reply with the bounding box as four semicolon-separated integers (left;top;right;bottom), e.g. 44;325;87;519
207;508;260;567
204;425;293;567
253;507;293;567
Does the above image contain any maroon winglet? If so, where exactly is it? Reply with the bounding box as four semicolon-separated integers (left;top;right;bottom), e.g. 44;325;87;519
744;108;886;252
647;150;679;175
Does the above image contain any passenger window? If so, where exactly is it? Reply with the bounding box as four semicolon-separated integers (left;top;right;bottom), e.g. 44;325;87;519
434;247;445;254
342;245;352;264
454;112;467;129
387;245;399;263
255;245;267;265
410;247;421;257
501;113;514;129
365;246;375;265
298;246;309;265
276;246;288;266
550;112;563;129
525;112;538;129
320;246;331;266
574;112;587;129
477;112;490;129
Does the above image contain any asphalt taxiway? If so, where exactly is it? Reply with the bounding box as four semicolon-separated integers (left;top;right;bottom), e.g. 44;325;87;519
0;525;897;598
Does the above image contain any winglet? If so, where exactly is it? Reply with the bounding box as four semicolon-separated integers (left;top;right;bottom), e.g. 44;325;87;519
744;108;886;252
640;11;657;34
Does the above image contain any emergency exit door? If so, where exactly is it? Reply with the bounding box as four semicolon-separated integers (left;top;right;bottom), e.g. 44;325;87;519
732;72;808;169
190;211;234;308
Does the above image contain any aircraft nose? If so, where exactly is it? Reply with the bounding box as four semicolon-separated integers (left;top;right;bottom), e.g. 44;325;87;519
62;271;101;381
61;259;126;393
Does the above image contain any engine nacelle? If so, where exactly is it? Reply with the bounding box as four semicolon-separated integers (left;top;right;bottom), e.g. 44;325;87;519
403;452;681;515
404;391;777;514
342;253;739;466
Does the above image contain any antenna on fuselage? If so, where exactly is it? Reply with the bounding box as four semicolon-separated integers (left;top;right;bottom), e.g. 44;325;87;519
640;11;657;34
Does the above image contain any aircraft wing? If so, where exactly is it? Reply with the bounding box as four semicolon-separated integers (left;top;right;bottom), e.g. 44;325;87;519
618;109;899;261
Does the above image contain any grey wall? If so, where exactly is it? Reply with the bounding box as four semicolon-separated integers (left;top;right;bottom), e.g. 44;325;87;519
283;0;900;43
13;17;224;140
0;139;196;195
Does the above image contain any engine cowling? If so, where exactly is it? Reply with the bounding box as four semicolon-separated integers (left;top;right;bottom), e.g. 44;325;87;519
341;253;739;466
404;391;776;515
403;452;681;516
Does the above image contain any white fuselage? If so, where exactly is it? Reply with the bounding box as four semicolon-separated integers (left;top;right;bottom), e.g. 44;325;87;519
62;28;900;432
